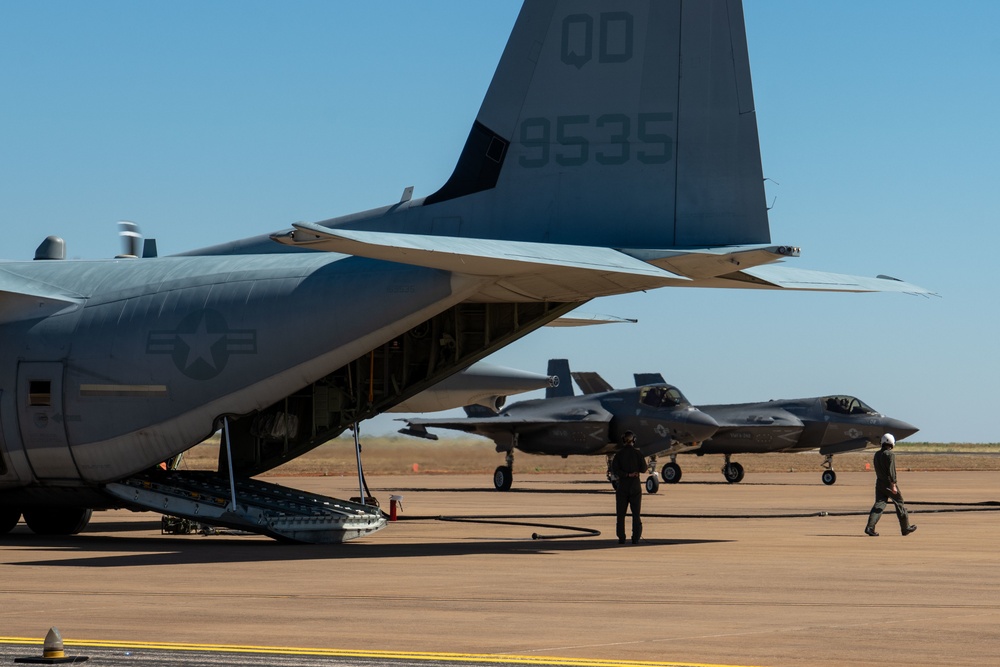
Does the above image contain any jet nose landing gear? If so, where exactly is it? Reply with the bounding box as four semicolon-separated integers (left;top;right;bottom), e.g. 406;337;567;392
821;455;838;485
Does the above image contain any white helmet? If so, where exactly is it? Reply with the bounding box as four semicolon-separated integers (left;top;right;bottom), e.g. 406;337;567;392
881;433;896;446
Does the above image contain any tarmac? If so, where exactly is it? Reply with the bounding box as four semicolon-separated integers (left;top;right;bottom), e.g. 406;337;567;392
2;470;999;667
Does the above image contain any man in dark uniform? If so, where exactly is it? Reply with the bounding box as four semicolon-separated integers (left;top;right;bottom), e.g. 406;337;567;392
865;433;917;536
612;430;647;544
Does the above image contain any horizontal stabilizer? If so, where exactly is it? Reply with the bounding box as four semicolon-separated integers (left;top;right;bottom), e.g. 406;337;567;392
735;265;935;296
272;224;688;301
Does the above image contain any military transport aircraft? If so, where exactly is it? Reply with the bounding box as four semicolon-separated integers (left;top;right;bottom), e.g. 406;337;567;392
0;0;929;542
399;377;718;492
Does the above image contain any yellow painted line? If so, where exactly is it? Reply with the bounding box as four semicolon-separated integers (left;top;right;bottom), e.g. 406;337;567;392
0;637;765;667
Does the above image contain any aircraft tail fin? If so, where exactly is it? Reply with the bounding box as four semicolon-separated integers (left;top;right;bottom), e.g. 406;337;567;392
571;372;615;395
351;0;769;249
545;359;574;399
634;372;666;387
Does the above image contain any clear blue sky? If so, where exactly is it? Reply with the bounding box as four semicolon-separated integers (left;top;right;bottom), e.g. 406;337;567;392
2;2;998;443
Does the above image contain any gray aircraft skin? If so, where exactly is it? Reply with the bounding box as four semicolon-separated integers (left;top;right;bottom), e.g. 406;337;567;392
0;1;930;541
399;381;719;491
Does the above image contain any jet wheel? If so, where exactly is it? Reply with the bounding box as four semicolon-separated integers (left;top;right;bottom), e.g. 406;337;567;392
493;465;513;491
661;462;682;484
722;462;745;484
645;476;660;494
0;508;21;534
821;469;837;485
22;508;92;535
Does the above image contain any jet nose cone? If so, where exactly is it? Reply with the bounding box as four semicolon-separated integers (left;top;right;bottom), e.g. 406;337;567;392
884;418;919;441
678;408;719;442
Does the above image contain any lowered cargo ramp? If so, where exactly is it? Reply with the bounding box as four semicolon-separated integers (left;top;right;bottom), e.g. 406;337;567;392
104;471;386;543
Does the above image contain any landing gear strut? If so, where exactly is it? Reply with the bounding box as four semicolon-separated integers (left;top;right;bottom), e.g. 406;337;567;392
722;454;745;483
821;455;837;485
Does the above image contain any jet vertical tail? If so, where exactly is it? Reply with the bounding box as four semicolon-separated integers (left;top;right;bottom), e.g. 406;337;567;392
354;0;769;249
545;359;574;398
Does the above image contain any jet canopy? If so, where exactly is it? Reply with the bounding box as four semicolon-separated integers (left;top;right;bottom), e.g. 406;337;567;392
639;385;688;409
823;395;878;416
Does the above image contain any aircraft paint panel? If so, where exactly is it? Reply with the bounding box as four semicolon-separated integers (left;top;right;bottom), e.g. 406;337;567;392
17;362;79;481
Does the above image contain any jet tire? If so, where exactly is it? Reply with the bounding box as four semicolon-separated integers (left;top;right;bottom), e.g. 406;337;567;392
722;462;745;484
821;469;837;485
493;465;513;491
645;476;660;494
661;462;682;483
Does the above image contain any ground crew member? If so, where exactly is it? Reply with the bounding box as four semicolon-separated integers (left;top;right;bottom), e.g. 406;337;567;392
865;433;918;536
612;430;647;544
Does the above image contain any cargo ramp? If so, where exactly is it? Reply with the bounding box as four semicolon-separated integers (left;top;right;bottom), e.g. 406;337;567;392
104;471;386;543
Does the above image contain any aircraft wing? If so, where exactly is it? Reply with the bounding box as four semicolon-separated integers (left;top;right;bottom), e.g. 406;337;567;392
571;372;614;395
272;224;688;301
398;414;604;446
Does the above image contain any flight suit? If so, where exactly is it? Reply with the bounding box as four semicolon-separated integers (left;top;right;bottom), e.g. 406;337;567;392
865;446;912;534
612;444;647;543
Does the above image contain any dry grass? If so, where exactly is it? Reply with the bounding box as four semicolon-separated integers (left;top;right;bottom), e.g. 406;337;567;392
177;435;1000;477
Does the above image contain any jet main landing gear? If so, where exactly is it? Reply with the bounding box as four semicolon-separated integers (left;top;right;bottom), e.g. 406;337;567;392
494;450;515;491
661;455;682;483
722;454;745;483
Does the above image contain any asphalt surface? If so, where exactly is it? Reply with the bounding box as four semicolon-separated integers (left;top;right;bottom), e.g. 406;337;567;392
2;470;999;667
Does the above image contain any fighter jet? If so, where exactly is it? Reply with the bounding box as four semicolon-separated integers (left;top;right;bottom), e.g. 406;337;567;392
673;394;918;486
1;1;929;542
631;373;918;485
399;376;718;492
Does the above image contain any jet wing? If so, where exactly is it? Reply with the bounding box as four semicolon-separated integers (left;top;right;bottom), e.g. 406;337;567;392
271;224;689;301
571;372;614;395
399;413;608;450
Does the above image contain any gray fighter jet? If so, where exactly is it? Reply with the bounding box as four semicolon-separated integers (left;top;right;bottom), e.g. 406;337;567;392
632;374;919;485
399;376;718;492
1;1;929;542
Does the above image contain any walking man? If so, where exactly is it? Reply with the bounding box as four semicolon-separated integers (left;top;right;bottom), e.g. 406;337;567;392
865;433;918;536
612;430;647;544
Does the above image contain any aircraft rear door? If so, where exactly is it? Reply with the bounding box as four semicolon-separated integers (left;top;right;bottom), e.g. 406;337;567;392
16;361;80;480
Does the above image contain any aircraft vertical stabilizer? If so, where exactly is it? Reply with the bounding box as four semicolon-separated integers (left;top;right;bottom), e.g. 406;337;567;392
546;359;574;399
350;0;769;249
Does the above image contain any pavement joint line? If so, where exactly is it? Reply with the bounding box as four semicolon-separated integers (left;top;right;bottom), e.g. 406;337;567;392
0;637;762;667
